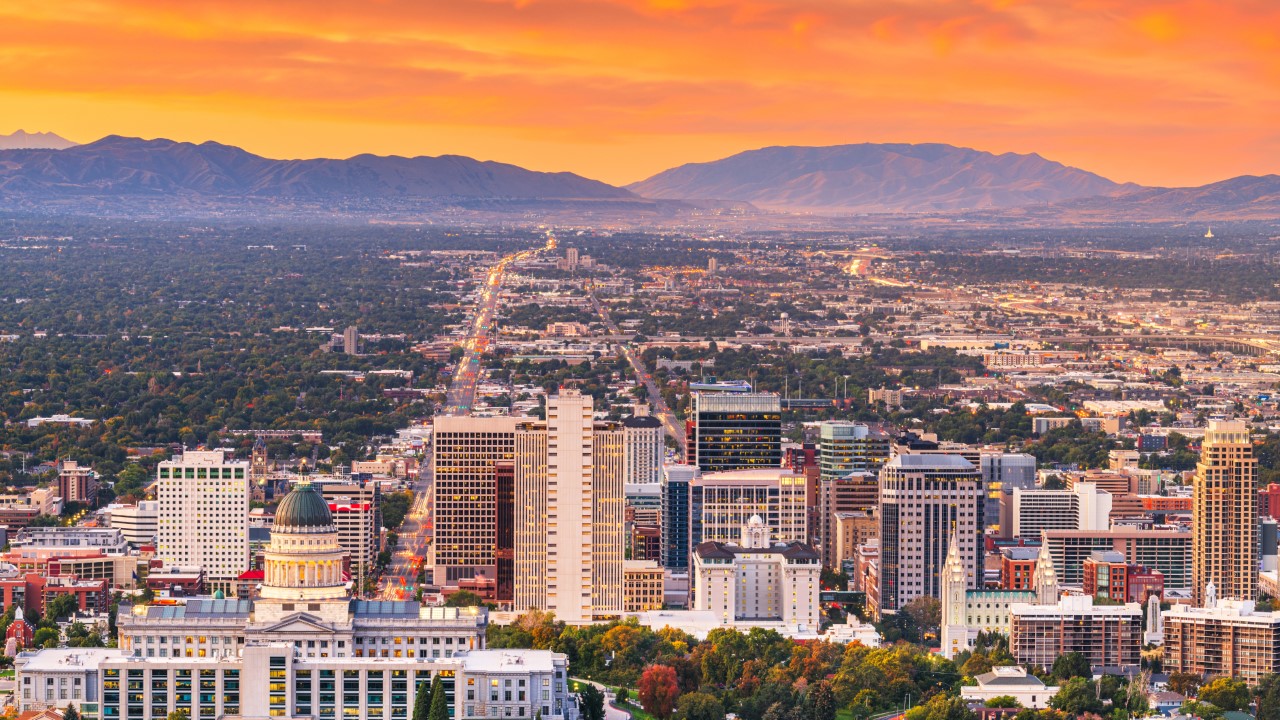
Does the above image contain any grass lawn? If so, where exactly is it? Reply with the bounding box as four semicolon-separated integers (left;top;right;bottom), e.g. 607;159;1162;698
617;701;658;720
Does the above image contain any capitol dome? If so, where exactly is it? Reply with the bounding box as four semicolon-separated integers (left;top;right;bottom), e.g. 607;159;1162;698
274;482;334;531
260;481;347;602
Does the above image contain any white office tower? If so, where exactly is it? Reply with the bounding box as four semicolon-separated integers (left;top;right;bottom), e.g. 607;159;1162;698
515;391;625;623
623;415;665;484
156;450;250;593
1011;482;1112;540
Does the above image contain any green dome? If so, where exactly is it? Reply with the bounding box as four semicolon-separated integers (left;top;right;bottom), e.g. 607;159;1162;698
275;482;333;530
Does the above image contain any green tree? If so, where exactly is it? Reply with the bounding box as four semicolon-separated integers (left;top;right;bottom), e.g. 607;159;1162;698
64;704;80;720
616;688;630;705
1049;678;1104;716
428;675;449;720
1197;677;1250;711
579;684;605;720
1168;672;1203;696
1180;700;1225;720
983;696;1022;709
674;692;724;720
1257;673;1280;720
412;677;432;720
807;681;836;720
1051;652;1091;681
444;590;484;607
167;711;190;720
904;694;976;720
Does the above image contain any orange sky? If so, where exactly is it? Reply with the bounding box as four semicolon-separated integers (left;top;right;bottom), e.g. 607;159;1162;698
2;0;1278;186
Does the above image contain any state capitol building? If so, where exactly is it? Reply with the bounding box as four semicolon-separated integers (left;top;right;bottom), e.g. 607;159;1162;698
15;483;579;720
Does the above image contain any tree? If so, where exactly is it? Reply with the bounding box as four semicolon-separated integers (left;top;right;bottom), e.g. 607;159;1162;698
904;694;976;720
1168;672;1203;697
807;681;836;720
1197;677;1250;711
983;696;1022;709
444;590;483;607
1051;652;1091;681
1258;673;1280;720
1180;700;1225;720
412;677;432;720
167;711;190;720
616;688;630;705
579;684;605;720
674;692;724;720
902;596;941;635
427;675;449;720
64;704;80;720
638;664;680;720
1049;678;1104;716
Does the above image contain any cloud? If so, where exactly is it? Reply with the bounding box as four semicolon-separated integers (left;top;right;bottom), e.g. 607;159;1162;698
0;0;1276;186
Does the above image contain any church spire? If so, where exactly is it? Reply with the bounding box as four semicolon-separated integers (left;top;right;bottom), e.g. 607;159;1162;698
1033;541;1059;605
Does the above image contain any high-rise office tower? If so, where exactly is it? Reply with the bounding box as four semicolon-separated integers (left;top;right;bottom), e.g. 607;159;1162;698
430;416;519;586
156;450;250;594
878;454;985;613
661;465;697;571
343;325;358;355
623;416;664;484
494;462;515;605
513;391;625;623
980;452;1036;533
690;468;808;548
1193;419;1258;605
687;392;781;472
817;422;891;481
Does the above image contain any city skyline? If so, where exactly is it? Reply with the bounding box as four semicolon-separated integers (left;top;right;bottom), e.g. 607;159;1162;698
2;0;1278;187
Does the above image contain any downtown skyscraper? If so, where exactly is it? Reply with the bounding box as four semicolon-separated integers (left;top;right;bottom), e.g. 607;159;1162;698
1193;419;1258;605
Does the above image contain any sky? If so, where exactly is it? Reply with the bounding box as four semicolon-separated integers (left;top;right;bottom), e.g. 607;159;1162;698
2;0;1278;187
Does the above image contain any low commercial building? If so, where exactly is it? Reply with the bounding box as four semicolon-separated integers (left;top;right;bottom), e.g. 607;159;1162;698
1010;595;1142;671
832;511;877;571
623;561;664;613
1082;551;1164;604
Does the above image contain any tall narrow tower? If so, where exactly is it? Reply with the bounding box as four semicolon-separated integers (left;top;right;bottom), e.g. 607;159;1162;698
1193;420;1257;605
940;533;970;658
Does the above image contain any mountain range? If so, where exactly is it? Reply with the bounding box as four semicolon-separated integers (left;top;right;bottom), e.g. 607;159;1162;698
1;133;1278;220
0;136;630;201
0;130;77;150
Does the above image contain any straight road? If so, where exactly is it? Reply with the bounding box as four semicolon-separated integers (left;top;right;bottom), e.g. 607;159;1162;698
442;233;556;415
377;233;556;598
588;292;686;458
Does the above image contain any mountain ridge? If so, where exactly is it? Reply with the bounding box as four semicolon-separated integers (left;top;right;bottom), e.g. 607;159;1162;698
628;142;1134;213
0;129;78;150
0;135;633;200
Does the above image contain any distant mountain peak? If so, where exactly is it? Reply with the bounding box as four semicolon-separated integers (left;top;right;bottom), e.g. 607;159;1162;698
0;130;77;150
628;142;1126;214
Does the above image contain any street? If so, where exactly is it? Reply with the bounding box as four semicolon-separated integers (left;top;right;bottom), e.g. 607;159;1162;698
377;233;557;598
589;292;686;457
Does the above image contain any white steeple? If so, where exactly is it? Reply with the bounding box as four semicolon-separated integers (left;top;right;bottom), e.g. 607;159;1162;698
1144;592;1164;646
1033;541;1059;605
940;532;971;659
1205;581;1218;609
